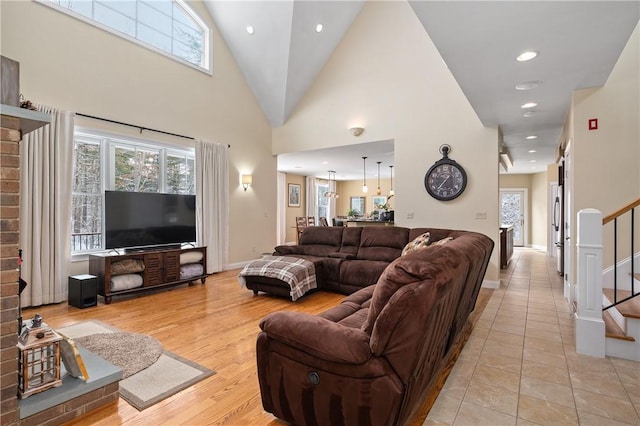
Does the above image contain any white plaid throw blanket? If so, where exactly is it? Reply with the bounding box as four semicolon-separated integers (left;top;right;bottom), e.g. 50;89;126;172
238;256;317;301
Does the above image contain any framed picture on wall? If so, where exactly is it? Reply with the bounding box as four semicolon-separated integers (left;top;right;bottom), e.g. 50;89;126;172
288;184;301;207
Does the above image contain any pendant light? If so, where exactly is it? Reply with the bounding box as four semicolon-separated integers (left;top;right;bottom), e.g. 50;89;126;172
389;165;394;196
324;170;339;198
376;161;382;195
362;157;368;193
325;171;332;198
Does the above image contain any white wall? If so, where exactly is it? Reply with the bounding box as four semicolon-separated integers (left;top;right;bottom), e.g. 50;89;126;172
273;2;500;281
530;171;548;250
568;22;639;274
1;0;277;270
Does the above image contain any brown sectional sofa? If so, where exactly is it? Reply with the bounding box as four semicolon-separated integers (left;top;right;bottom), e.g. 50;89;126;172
255;227;494;425
245;226;476;297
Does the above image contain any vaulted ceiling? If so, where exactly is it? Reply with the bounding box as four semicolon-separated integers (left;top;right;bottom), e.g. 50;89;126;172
203;1;639;178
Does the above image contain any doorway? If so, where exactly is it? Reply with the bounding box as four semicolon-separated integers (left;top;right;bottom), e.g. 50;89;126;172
500;189;527;247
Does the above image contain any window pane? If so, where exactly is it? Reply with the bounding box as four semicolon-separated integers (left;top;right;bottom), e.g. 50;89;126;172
71;194;102;251
114;146;160;192
55;0;92;18
173;1;197;26
173;21;203;63
166;154;194;194
140;0;172;17
138;1;172;37
73;141;101;193
94;2;135;37
97;0;136;19
317;185;328;219
138;23;171;51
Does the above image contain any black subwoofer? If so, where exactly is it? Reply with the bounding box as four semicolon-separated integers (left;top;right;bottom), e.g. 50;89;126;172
68;274;98;308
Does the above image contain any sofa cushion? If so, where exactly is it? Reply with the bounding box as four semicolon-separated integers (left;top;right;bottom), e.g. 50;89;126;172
356;227;410;262
401;232;430;256
362;243;463;336
318;285;375;328
285;226;343;256
299;226;343;246
339;227;362;255
339;260;390;289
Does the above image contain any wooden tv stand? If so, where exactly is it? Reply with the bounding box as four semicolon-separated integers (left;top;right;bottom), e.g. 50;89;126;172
89;246;207;304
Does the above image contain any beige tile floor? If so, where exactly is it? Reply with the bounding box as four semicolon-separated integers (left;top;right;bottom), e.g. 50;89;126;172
424;248;640;426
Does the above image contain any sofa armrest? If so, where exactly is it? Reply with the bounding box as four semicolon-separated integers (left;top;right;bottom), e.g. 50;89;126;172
273;245;301;255
259;311;371;364
327;252;356;260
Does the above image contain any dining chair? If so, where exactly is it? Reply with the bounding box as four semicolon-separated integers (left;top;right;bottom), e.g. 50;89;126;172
295;216;308;243
319;217;328;226
307;216;316;226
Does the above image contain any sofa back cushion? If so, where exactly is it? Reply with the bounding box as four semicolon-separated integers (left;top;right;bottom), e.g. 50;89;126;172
356;227;410;262
339;227;362;255
296;226;344;256
362;243;471;381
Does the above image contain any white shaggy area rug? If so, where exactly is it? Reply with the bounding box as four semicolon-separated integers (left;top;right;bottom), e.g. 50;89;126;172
57;320;215;411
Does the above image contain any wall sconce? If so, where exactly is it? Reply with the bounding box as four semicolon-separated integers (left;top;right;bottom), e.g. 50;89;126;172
241;174;253;191
349;127;364;137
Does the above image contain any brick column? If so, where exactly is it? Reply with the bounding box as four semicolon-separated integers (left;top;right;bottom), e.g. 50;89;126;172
0;116;21;426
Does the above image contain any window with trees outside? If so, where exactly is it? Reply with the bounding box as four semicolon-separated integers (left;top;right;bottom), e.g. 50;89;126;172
316;182;329;223
72;131;195;254
40;0;210;72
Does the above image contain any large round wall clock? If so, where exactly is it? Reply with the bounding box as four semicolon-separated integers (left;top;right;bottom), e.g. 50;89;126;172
424;144;467;201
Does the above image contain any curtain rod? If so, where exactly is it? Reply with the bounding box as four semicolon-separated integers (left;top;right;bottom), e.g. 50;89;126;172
75;112;230;147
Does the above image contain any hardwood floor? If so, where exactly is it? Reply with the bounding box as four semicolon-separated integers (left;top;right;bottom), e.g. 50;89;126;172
22;269;490;425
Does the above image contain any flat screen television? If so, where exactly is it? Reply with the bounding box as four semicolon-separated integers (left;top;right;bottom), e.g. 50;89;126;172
105;191;196;250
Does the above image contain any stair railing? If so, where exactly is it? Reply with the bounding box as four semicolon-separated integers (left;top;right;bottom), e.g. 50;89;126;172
602;198;640;311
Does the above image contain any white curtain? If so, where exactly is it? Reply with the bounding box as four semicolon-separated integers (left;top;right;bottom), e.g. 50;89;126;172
195;140;229;273
305;176;317;219
276;172;287;244
20;105;74;307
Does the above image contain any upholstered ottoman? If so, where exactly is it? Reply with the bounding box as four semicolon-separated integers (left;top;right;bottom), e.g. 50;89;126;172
238;256;319;301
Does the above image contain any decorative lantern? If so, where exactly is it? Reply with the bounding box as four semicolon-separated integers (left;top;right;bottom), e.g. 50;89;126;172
17;314;63;398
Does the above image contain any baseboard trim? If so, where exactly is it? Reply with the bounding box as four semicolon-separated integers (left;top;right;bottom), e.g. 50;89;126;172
482;279;500;289
226;260;253;270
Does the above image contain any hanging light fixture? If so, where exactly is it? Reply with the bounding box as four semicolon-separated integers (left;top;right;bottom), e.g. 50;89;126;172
376;161;382;195
389;165;394;196
361;157;368;193
324;170;339;198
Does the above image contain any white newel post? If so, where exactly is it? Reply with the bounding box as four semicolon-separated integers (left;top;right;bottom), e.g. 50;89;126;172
575;208;605;357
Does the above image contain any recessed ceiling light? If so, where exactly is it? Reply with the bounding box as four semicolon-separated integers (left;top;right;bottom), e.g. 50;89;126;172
516;51;538;62
530;160;537;163
315;23;323;33
523;111;535;118
521;102;538;109
246;25;254;35
525;135;538;140
321;161;328;165
515;80;542;90
528;150;537;153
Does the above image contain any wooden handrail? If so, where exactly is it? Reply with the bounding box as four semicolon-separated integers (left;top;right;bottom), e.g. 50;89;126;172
603;198;640;224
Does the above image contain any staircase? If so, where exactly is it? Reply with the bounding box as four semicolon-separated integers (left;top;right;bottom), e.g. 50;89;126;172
602;273;640;361
575;199;640;361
